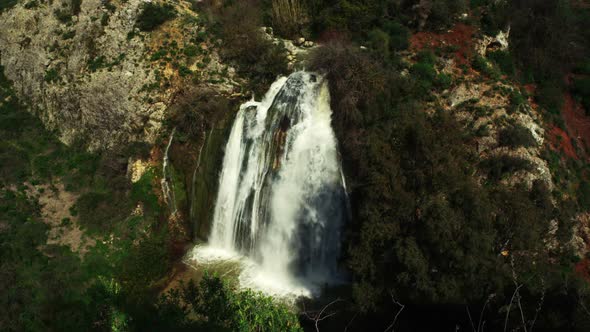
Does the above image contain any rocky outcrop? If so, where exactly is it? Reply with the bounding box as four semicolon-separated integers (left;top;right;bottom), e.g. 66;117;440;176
0;0;240;150
439;57;553;190
475;27;510;56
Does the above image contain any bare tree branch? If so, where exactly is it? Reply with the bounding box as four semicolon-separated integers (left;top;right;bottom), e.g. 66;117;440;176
466;305;477;332
302;298;342;332
529;277;545;332
344;313;358;332
384;292;405;332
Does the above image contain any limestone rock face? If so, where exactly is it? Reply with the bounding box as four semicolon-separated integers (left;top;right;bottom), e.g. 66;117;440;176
0;0;164;150
441;60;552;190
475;27;510;56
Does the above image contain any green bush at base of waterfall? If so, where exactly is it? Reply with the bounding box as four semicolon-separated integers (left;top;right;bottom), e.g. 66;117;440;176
149;274;303;332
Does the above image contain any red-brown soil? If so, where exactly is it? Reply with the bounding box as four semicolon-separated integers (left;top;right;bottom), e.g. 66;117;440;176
562;89;590;154
548;125;579;160
575;258;590;282
409;23;476;65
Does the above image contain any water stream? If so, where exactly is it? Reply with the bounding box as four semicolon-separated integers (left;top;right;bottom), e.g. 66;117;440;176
190;72;347;298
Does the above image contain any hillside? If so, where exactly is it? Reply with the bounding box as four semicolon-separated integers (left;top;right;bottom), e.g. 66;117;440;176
1;0;590;331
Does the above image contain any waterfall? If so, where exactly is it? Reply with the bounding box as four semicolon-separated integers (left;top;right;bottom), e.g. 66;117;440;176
193;71;347;297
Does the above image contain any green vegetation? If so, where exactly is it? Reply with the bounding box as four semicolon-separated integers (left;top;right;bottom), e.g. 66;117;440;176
44;68;60;83
472;54;501;80
53;0;83;23
572;77;590;115
480;155;533;181
0;57;302;330
151;275;302;331
498;124;537;148
0;0;17;12
195;0;288;95
308;30;587;328
136;2;176;32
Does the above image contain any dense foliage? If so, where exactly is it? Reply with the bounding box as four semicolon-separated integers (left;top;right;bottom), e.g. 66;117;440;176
0;61;300;331
308;21;589;330
2;0;590;330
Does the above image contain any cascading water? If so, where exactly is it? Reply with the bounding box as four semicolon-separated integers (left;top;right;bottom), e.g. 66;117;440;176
191;71;347;297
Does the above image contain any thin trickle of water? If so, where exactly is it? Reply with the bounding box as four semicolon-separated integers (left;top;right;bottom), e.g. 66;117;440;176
189;130;207;227
161;128;177;214
192;72;347;297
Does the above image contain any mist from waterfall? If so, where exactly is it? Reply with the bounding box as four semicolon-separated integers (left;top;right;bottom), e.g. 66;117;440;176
191;71;347;297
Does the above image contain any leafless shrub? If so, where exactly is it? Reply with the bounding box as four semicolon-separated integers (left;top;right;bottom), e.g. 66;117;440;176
271;0;308;38
307;41;386;130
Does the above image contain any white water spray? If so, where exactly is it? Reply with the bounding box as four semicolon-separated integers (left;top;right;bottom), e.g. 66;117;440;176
192;72;347;297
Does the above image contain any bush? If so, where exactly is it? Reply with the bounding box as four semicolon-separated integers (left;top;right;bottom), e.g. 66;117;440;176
136;3;176;32
183;45;199;57
72;0;82;16
472;55;501;79
498;125;537;148
0;0;18;12
166;275;302;331
75;191;129;233
382;20;409;51
488;50;515;76
271;0;307;38
44;69;60;83
572;77;590;114
308;41;386;130
480;155;533;181
367;28;390;60
213;0;288;95
167;87;228;140
537;82;563;115
429;0;468;29
509;89;526;113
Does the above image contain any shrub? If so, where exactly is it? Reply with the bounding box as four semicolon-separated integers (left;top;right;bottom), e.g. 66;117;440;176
487;50;515;76
75;191;129;233
54;8;72;24
169;275;302;331
472;55;501;79
537;82;563;115
183;45;198;57
572;77;590;114
271;0;307;38
62;30;76;40
136;3;176;32
214;0;288;95
308;41;386;130
71;0;82;16
100;12;109;26
498;125;537;148
429;0;468;29
367;28;390;60
87;56;106;72
436;73;453;89
509;89;526;113
0;0;18;12
167;87;228;140
44;69;60;83
382;20;409;51
480;155;533;181
578;180;590;208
